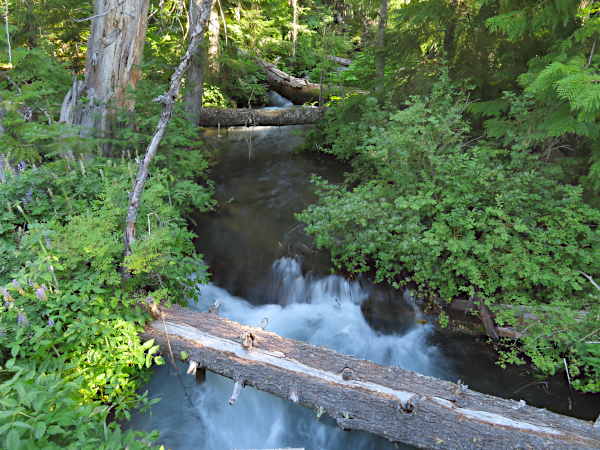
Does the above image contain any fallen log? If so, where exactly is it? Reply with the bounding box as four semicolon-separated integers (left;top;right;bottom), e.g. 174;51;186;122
140;301;600;450
326;55;353;67
433;298;589;339
199;107;326;127
257;59;322;104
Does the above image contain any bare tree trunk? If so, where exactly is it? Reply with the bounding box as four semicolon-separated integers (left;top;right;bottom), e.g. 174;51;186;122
123;0;214;271
292;0;298;57
61;0;149;155
184;0;205;127
206;0;220;82
375;0;389;86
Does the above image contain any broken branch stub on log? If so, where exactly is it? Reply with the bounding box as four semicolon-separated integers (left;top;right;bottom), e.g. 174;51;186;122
140;303;600;450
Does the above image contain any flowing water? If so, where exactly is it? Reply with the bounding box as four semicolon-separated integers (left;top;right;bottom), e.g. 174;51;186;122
125;122;600;449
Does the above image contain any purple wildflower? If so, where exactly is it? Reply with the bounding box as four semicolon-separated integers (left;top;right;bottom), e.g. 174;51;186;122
27;279;34;287
32;165;38;174
45;238;52;249
25;188;34;204
36;284;47;301
1;288;8;300
22;198;28;207
12;279;19;289
4;302;10;310
17;161;26;171
17;312;29;327
0;326;5;337
48;318;55;327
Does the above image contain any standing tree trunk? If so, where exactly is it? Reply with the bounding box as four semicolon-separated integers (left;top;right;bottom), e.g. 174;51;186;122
292;0;298;57
61;0;149;155
184;0;205;127
443;0;459;59
206;0;220;82
375;0;389;87
123;0;214;270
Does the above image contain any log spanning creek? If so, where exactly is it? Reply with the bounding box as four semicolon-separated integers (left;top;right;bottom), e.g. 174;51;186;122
125;118;600;449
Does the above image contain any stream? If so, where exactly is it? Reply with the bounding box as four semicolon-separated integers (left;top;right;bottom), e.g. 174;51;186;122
125;119;600;450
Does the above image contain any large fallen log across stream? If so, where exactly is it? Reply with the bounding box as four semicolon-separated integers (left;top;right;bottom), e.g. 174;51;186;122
199;107;326;127
140;300;600;450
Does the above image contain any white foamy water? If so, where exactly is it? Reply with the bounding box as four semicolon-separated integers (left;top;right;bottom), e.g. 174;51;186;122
126;258;439;450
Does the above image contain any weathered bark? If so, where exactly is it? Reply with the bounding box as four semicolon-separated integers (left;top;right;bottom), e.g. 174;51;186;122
257;59;322;104
141;302;600;450
291;0;298;58
123;0;214;269
375;0;390;84
206;0;220;81
81;0;149;136
184;0;206;127
198;107;325;127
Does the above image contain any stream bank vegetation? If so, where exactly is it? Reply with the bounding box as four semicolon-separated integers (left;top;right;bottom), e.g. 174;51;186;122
1;0;600;448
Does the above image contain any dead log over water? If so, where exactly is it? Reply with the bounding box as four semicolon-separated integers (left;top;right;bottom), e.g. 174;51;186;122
199;107;326;127
140;302;600;450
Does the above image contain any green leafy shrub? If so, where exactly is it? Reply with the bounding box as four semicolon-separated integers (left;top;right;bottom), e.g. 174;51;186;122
298;74;600;390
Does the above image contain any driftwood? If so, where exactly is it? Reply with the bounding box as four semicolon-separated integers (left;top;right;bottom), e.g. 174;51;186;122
198;107;325;127
140;301;600;450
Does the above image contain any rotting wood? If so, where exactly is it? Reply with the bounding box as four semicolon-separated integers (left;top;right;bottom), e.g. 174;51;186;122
140;301;600;450
198;107;326;127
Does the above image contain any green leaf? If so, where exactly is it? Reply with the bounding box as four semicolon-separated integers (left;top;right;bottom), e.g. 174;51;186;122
5;429;20;450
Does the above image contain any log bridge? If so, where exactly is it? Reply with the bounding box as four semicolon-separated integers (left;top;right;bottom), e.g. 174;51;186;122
140;299;600;450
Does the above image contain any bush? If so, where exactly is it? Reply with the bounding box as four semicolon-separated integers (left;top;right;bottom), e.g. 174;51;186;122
297;74;600;391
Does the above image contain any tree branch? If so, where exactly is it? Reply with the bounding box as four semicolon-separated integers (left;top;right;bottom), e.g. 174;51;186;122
70;1;124;23
122;0;214;273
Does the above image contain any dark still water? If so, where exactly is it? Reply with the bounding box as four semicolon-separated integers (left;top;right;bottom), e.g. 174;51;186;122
125;124;600;450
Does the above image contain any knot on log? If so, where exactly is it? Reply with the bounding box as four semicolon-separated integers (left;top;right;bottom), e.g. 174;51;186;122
399;398;415;413
289;390;299;403
241;332;256;349
341;367;359;381
208;298;221;316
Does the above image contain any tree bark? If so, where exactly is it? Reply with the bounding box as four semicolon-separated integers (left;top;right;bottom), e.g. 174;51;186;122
81;0;149;139
443;0;459;59
375;0;390;84
206;0;221;81
140;302;600;450
198;106;325;127
184;0;206;127
292;0;298;58
257;59;322;104
123;0;214;270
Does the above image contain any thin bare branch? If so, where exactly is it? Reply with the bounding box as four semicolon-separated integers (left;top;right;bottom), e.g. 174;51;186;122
70;1;124;22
